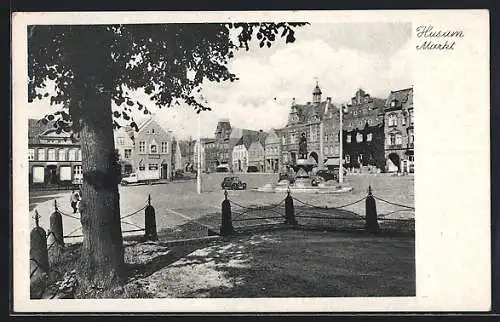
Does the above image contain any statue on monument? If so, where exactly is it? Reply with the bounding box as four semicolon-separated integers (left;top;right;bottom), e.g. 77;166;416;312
298;132;308;159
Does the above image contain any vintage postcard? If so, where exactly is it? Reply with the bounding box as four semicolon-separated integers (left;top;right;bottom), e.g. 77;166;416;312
11;10;490;312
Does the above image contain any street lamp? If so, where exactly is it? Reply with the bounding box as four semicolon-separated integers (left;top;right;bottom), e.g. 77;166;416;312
338;102;344;184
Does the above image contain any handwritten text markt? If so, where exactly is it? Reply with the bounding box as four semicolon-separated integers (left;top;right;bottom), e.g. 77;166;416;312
416;25;464;50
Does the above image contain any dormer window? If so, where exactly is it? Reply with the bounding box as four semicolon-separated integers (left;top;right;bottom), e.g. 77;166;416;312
391;100;397;108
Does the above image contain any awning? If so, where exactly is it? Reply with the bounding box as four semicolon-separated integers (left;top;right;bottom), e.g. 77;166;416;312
324;157;340;166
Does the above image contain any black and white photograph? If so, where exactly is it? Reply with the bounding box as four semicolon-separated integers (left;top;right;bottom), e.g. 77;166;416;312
12;10;490;312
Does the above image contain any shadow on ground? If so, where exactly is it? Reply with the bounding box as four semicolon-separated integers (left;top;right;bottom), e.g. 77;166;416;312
122;229;415;298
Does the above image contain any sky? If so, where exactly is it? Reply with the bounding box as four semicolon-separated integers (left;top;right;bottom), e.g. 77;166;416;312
27;22;413;140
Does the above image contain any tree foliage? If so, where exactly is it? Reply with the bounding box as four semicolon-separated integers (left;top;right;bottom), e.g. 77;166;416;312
28;22;308;133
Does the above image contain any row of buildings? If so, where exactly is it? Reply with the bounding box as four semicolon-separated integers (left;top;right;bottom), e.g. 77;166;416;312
28;116;196;187
198;83;414;174
27;82;414;186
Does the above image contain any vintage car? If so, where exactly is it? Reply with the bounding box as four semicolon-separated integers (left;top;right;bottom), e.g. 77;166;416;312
315;169;337;182
221;176;247;190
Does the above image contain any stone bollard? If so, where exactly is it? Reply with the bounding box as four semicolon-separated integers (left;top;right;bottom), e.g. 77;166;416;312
48;200;64;267
365;186;379;233
284;186;297;226
220;189;234;236
30;211;49;299
144;194;158;241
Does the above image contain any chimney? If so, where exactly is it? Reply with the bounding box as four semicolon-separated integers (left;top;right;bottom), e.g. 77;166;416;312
292;97;296;106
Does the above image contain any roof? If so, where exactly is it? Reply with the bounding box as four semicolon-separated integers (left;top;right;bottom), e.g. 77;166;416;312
235;131;260;149
386;87;413;110
28;118;56;144
291;100;338;124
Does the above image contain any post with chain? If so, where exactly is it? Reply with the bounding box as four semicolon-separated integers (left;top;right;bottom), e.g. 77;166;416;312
365;185;379;233
30;210;49;299
220;189;233;236
144;194;158;241
284;186;297;226
48;200;64;267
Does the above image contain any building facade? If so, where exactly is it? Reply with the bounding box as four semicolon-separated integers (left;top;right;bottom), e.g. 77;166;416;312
232;132;258;173
114;126;135;176
384;87;414;173
280;83;340;170
132;117;174;180
264;129;282;173
28;119;83;187
342;88;386;171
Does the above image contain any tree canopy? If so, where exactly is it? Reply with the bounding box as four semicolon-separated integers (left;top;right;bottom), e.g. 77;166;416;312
28;22;307;133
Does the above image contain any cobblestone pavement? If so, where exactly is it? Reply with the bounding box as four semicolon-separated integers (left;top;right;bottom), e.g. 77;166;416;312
29;173;414;243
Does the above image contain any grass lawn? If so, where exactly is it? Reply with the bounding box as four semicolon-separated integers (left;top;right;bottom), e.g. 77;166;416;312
122;229;415;298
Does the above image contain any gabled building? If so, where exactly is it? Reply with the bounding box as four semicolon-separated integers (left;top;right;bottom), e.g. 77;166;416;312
280;82;340;170
132;117;174;180
248;131;268;172
28;119;82;187
264;129;282;173
342;88;386;171
232;132;259;172
384;87;414;173
114;126;135;176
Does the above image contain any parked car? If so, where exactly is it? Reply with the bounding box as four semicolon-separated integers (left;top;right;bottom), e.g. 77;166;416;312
221;176;247;190
121;172;159;185
246;166;259;173
316;169;337;182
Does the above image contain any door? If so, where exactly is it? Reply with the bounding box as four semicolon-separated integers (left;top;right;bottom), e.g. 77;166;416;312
161;164;168;179
46;165;58;184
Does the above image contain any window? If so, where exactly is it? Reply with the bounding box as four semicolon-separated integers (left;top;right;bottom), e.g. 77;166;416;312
150;144;157;153
139;165;145;171
349;121;353;128
149;164;158;170
409;155;415;162
334;146;339;155
402;115;406;126
388;114;397;127
345;154;351;163
76;149;82;161
324;147;329;155
409;110;414;124
396;134;403;145
139;141;145;152
282;136;286;145
368;119;373;125
32;166;45;183
117;137;124;145
38;148;45;161
48;149;56;161
346;135;351;143
124;149;132;158
310;126;317;141
58;149;66;161
151;128;155;134
391;99;397;107
409;129;414;144
28;149;35;160
367;133;373;142
60;166;72;181
356;133;363;143
390;134;396;145
68;149;76;161
73;165;82;178
335;133;339;142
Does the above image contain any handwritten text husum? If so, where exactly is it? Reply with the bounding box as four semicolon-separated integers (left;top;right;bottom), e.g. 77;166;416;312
416;25;464;51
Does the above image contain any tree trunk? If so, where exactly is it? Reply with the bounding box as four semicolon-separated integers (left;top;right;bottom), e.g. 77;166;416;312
68;26;124;296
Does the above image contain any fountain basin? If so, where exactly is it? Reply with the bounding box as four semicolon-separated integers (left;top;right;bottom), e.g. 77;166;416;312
254;183;353;194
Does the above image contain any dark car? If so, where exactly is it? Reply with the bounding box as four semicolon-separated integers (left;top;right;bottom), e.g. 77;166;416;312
246;166;259;173
316;169;337;182
221;176;247;190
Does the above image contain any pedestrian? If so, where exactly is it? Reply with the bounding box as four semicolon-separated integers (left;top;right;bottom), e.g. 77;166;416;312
70;189;81;214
